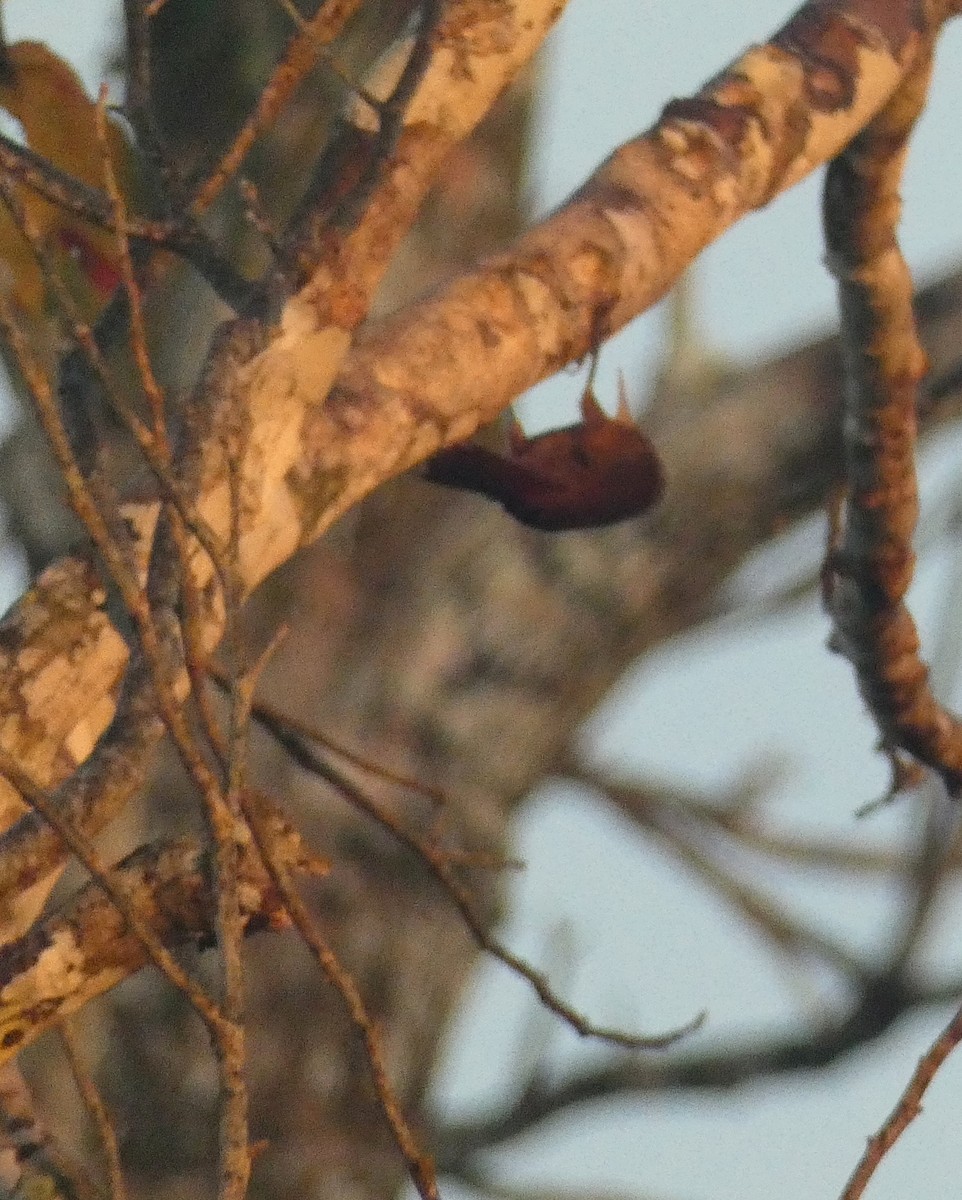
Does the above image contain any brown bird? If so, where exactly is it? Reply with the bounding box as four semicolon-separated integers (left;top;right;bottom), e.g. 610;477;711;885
424;376;665;531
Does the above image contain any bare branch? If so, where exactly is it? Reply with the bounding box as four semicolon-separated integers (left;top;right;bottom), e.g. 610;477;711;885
0;807;326;1064
0;0;563;949
839;999;962;1199
59;1021;127;1200
189;0;364;217
0;3;937;886
248;695;703;1050
432;975;921;1170
240;787;439;1200
821;44;962;788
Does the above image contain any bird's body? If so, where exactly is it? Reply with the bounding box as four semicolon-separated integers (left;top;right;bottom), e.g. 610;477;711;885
424;380;664;531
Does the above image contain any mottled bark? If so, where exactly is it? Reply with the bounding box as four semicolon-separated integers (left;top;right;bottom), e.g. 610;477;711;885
0;3;960;1198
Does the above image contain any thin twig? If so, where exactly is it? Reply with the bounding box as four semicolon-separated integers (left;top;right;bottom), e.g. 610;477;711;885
248;698;701;1050
188;0;364;217
135;510;250;1200
0;127;247;306
209;661;447;806
0;165;229;605
240;787;441;1200
95;88;166;433
274;0;445;286
0;1060;99;1200
334;0;444;228
14;188;227;586
839;999;962;1200
210;632;285;1200
0;130;169;243
0;747;229;1034
122;0;187;208
0;171;249;1196
59;1021;127;1200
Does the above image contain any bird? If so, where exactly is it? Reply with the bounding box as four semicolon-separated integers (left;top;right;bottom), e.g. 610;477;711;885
423;374;664;531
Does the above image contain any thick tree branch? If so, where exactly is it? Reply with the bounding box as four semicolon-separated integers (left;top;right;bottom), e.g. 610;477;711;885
821;43;962;789
0;0;955;950
0;804;326;1064
322;0;951;520
0;0;564;943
